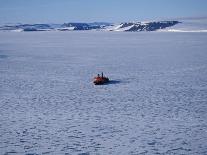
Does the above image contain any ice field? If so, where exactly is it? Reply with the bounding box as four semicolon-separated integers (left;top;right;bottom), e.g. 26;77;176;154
0;31;207;155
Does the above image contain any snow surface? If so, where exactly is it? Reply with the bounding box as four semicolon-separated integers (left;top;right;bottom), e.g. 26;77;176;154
162;18;207;32
106;24;134;32
0;31;207;155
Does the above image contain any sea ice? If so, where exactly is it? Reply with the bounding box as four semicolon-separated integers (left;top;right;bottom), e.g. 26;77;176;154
0;31;207;155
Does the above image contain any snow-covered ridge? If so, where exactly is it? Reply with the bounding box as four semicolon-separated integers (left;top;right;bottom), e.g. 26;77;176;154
0;22;111;32
107;21;179;31
1;19;207;32
0;21;179;32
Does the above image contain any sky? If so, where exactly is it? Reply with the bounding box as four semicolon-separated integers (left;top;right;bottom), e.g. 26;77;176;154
0;0;207;24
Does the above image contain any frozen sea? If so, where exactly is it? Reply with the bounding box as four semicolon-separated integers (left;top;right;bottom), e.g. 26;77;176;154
0;31;207;155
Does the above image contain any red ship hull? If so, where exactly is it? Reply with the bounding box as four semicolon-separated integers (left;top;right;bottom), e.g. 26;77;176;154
93;77;109;85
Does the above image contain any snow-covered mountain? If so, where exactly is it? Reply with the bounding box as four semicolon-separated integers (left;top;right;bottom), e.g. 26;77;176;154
0;19;207;32
58;22;111;31
107;21;179;31
0;21;179;32
0;24;55;32
0;22;111;32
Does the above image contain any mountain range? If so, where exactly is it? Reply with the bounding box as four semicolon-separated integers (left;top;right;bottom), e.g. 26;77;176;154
0;21;179;32
1;19;207;32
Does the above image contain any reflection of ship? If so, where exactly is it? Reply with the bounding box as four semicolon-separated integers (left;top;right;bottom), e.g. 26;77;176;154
93;72;109;85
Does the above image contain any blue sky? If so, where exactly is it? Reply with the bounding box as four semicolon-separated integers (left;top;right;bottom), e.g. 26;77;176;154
0;0;207;23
